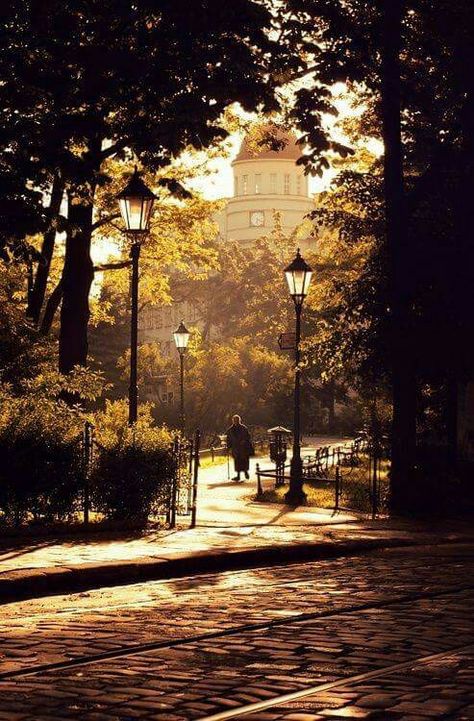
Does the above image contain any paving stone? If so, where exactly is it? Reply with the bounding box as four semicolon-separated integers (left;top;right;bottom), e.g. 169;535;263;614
355;694;398;709
320;708;373;717
282;714;324;720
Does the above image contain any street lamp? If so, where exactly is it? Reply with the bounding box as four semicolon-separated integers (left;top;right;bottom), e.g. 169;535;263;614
173;320;191;431
284;248;313;505
117;167;156;425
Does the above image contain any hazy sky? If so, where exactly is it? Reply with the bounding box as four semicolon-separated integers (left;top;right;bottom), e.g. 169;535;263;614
184;87;382;200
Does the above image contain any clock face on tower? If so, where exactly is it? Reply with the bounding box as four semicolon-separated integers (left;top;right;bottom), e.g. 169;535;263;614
250;210;265;227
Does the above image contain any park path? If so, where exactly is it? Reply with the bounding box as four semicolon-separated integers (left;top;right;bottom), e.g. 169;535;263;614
195;435;355;529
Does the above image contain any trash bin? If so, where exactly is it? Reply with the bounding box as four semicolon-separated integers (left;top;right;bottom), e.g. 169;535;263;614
268;426;292;486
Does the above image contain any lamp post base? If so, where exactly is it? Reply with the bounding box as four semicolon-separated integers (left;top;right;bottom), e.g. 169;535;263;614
284;455;307;506
284;488;307;506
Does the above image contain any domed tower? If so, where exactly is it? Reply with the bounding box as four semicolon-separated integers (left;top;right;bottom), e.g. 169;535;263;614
223;128;315;245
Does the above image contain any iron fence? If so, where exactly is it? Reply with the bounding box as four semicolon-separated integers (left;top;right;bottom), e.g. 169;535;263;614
256;436;386;518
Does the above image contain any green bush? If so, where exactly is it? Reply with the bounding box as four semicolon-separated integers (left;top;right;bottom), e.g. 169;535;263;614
0;382;86;526
0;431;82;525
91;400;174;524
0;381;177;528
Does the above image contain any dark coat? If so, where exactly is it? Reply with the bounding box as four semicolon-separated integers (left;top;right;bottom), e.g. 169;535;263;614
226;423;253;472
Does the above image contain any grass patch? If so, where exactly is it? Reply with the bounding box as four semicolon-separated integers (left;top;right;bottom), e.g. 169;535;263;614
257;455;389;513
200;447;266;469
258;483;335;508
199;453;229;469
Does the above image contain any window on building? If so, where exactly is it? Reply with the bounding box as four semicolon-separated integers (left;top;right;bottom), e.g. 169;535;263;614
255;174;262;194
242;175;248;195
162;391;174;405
284;173;290;194
270;173;277;194
296;175;302;195
234;176;239;195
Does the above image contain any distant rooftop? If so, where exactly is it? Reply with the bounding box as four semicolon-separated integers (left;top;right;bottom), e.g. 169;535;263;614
234;126;302;163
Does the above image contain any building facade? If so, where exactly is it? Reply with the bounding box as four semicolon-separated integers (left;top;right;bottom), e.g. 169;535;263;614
217;131;314;245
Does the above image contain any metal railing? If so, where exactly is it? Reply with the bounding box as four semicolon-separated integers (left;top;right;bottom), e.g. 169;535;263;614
256;436;384;518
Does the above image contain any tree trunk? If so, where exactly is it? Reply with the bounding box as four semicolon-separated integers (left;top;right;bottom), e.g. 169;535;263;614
381;0;417;513
39;280;63;335
27;172;64;324
453;61;474;465
446;377;458;466
59;196;95;373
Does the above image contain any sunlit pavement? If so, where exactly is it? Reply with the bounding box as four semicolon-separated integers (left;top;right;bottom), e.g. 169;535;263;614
0;544;473;719
0;437;361;577
2;436;474;605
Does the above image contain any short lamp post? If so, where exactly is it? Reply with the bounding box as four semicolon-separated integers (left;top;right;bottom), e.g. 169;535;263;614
284;248;313;505
173;320;191;431
116;167;156;426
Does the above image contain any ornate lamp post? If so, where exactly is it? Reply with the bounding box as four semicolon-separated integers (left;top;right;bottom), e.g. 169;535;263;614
117;168;156;425
284;248;313;505
173;320;191;431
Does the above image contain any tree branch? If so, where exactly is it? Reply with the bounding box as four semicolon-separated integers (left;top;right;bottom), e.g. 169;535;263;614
92;213;120;231
139;300;151;313
100;139;128;160
94;260;132;272
286;63;318;83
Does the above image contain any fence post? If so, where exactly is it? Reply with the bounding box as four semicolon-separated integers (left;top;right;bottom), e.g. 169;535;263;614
335;465;340;511
256;463;263;498
186;437;194;515
371;451;378;519
190;429;201;529
83;421;93;527
169;436;179;528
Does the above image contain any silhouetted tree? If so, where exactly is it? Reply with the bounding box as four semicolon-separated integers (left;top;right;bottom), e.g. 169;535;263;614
285;0;474;510
0;0;308;373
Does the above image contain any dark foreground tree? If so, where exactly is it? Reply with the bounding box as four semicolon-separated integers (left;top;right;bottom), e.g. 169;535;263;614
379;0;416;511
285;0;474;511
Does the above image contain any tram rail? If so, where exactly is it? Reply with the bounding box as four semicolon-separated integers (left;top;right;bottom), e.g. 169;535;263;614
1;580;474;682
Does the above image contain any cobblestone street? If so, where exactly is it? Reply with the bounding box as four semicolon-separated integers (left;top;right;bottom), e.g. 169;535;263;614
0;543;473;719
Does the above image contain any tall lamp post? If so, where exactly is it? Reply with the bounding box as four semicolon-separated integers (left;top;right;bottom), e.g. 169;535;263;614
117;168;156;426
173;320;191;431
284;248;313;505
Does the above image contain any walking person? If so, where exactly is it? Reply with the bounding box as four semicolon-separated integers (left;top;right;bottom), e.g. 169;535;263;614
226;414;254;482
